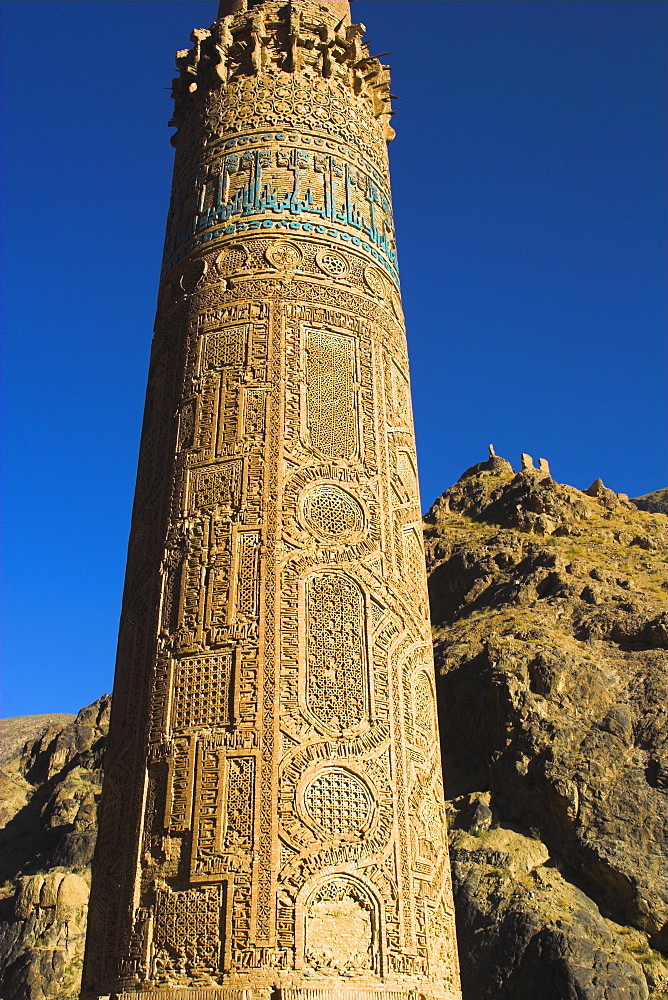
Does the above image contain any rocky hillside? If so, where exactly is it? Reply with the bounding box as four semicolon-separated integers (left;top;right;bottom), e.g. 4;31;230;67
0;698;110;1000
0;717;75;771
425;455;667;1000
632;488;668;516
0;459;665;1000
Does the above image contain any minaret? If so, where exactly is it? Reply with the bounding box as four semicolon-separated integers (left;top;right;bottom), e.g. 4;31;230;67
82;2;461;998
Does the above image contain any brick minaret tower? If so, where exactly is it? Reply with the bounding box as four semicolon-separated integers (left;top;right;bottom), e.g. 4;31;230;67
81;2;461;997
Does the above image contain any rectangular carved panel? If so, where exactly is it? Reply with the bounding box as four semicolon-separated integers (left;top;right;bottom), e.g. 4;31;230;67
243;387;266;437
171;653;233;730
165;736;196;832
189;461;242;511
153;885;223;975
234;531;260;620
192;746;224;877
305;328;357;459
201;324;248;370
223;755;255;850
305;574;368;731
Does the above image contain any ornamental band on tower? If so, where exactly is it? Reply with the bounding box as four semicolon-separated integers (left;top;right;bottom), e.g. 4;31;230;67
81;2;462;998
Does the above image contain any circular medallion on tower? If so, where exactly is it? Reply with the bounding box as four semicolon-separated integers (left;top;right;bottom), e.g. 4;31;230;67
363;265;386;297
315;248;349;278
302;768;373;839
180;259;206;293
265;240;302;271
301;484;365;539
217;244;248;274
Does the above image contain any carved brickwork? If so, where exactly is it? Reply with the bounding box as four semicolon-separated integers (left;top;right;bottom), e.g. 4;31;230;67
305;573;368;732
82;2;461;998
306;328;358;459
304;878;378;974
153;885;223;982
172;653;233;729
303;769;373;839
234;531;260;620
190;461;243;510
302;484;364;539
202;324;247;369
223;755;255;849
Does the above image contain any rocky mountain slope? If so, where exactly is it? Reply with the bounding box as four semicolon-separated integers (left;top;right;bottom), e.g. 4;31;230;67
425;455;667;1000
631;488;668;517
0;459;665;1000
0;699;110;1000
0;718;75;771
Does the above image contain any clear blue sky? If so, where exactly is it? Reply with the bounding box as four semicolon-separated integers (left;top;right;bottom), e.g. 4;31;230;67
1;1;665;718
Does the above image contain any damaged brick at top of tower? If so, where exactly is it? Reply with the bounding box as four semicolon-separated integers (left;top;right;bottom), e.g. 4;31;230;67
218;0;353;26
170;1;394;139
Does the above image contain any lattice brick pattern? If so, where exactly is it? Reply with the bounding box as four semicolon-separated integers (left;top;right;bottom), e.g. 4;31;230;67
306;329;357;459
306;574;367;730
397;450;418;496
190;461;242;509
403;527;426;588
303;768;372;837
217;245;247;272
202;324;247;369
243;388;266;436
224;756;255;849
302;484;364;537
235;532;260;617
171;653;232;729
153;885;221;969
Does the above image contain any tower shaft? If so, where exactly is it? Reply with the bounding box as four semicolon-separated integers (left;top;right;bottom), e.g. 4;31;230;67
82;3;461;998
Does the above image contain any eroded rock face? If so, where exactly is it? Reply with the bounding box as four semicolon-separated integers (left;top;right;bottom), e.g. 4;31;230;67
0;697;110;1000
425;462;667;998
631;489;668;517
450;805;652;999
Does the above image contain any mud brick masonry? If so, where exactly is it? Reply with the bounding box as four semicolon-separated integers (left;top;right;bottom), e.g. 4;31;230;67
81;3;462;998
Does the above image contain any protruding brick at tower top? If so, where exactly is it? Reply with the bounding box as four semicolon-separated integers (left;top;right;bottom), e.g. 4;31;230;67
218;0;352;23
81;1;462;998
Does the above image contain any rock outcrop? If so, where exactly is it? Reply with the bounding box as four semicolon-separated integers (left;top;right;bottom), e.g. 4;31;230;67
0;698;110;1000
632;488;668;517
425;458;667;999
0;717;76;770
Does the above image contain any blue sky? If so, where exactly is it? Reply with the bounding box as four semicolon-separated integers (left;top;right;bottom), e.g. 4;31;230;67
1;1;665;718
